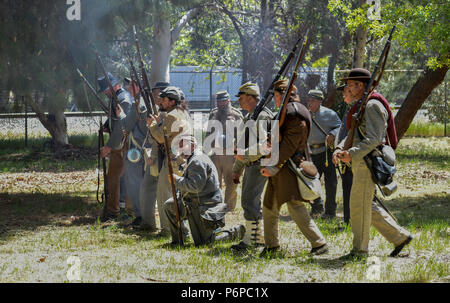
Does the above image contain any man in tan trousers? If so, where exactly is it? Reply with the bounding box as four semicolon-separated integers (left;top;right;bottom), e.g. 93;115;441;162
147;86;192;236
206;91;244;212
260;80;328;257
333;68;413;259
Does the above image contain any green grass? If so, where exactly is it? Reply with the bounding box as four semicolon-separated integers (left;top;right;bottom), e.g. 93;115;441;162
404;121;447;137
0;134;100;173
396;137;450;170
0;136;448;282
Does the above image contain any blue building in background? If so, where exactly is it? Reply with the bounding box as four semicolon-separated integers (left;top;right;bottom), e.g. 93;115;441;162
170;66;242;110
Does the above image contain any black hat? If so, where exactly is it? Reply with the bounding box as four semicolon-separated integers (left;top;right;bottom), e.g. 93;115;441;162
340;68;371;83
152;82;170;91
97;73;120;93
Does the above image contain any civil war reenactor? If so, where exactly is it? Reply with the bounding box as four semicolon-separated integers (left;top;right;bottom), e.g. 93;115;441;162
306;89;342;219
149;82;170;175
335;83;356;225
230;82;274;251
333;68;413;260
98;73;133;222
164;135;245;246
260;80;328;257
205;90;244;212
147;86;192;236
123;77;157;231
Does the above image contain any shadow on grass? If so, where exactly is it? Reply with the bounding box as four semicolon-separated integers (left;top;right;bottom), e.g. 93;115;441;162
386;193;450;229
396;150;450;170
0;192;101;241
0;137;97;173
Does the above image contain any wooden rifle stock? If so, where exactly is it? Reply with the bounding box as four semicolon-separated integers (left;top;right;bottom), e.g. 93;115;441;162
343;26;396;150
163;126;184;245
97;117;108;204
133;25;159;116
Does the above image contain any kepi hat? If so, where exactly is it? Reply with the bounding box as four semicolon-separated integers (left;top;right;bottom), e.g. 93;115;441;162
274;79;297;95
159;86;182;102
235;82;260;98
215;90;230;101
308;89;324;101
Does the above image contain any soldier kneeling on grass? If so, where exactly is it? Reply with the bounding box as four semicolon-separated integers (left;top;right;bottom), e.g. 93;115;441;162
164;135;245;246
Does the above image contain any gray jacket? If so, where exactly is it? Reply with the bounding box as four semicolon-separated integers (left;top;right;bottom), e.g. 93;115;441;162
174;150;227;222
337;99;388;162
232;106;274;174
106;88;133;150
122;95;148;149
308;105;341;154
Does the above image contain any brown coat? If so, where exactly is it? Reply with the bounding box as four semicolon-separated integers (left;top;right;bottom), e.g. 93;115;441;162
263;101;311;210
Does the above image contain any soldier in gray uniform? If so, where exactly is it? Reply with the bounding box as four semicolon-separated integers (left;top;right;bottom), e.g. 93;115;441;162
306;89;341;219
98;73;133;222
205;90;244;212
123;77;157;229
333;68;413;259
231;82;274;251
164;135;245;246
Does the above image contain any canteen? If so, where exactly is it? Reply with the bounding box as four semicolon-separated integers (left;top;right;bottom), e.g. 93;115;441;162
127;148;142;163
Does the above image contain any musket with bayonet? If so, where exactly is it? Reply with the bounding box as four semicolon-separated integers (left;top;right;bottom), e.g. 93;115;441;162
133;25;159;115
251;35;305;121
274;29;309;128
76;68;110;115
163;126;184;245
343;26;396;151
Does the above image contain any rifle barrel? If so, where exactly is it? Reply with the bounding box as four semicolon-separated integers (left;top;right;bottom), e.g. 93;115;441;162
343;26;396;150
133;25;159;116
251;35;305;121
94;50;120;113
76;68;110;115
275;29;309;125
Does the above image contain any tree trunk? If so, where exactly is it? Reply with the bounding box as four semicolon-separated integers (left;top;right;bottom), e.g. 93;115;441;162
395;66;448;140
149;8;203;85
25;92;69;148
353;0;368;68
46;109;69;147
323;47;339;109
150;17;171;85
260;0;276;93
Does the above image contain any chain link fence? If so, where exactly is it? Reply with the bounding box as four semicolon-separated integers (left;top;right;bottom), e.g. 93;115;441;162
0;68;448;142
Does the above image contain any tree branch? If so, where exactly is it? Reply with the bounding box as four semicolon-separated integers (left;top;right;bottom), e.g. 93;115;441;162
171;7;203;46
217;2;245;45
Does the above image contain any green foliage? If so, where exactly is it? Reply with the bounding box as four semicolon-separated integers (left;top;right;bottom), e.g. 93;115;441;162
171;10;241;69
328;0;450;69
